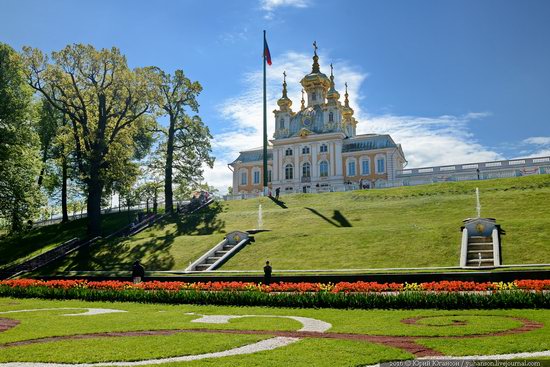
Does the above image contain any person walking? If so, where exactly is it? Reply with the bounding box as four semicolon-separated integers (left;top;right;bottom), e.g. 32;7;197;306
275;187;280;201
263;261;272;285
132;260;145;284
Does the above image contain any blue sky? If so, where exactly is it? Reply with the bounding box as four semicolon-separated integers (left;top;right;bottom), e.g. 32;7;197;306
2;0;549;192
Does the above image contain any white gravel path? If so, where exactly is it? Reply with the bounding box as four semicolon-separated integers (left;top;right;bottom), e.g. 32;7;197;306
0;308;127;316
185;312;332;332
1;308;548;366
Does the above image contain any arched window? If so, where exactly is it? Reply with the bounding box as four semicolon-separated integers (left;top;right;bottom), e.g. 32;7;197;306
376;157;385;174
302;146;310;155
279;118;284;129
329;112;334;122
285;148;293;156
361;157;370;175
347;159;356;176
319;161;329;177
253;170;260;185
240;170;247;185
302;162;311;178
312;92;317;101
320;144;328;153
285;164;294;180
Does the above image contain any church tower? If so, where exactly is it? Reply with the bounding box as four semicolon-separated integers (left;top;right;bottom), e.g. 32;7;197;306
273;71;294;139
230;41;406;196
342;82;357;137
300;41;331;107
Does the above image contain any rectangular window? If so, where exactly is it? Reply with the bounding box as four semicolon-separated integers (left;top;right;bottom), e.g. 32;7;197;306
377;159;385;173
320;144;328;153
348;161;356;176
253;171;260;184
362;160;370;175
240;172;247;185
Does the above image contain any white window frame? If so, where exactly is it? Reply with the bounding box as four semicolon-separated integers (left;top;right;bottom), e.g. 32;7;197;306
239;169;248;185
302;146;310;155
285;148;293;156
252;169;261;185
302;162;311;178
285;163;294;180
319;160;329;177
360;156;370;175
375;154;386;174
320;144;328;153
346;158;357;177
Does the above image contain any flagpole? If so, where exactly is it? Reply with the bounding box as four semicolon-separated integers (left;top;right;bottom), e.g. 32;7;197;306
262;30;268;196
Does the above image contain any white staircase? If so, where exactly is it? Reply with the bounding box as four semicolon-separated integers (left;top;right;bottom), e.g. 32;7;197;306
186;231;252;272
460;218;502;268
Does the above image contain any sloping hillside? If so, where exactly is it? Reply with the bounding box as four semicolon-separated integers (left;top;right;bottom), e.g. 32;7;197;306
39;175;550;274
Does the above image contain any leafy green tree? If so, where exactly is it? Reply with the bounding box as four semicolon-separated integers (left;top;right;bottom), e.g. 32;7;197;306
22;44;159;236
35;99;77;223
152;69;213;213
0;43;42;232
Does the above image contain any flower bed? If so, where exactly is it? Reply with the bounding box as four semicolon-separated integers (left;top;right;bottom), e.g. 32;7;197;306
1;279;549;309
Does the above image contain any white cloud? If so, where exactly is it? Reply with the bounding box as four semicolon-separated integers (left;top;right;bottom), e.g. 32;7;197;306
260;0;310;19
523;136;550;145
260;0;310;11
204;50;507;194
518;136;550;158
363;113;503;168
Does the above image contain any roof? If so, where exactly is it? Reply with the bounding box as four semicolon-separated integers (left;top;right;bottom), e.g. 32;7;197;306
230;148;273;165
342;134;398;153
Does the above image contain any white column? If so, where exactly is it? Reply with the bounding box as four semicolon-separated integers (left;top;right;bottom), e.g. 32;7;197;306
294;145;299;184
335;141;343;176
278;148;283;182
232;168;238;194
311;143;318;178
329;143;334;176
273;147;279;182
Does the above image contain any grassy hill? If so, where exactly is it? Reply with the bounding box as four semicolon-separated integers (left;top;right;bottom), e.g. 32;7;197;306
35;175;550;275
0;212;135;271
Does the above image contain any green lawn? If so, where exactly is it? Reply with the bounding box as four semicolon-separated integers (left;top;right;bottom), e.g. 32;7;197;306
0;298;549;366
0;211;136;270
27;175;550;274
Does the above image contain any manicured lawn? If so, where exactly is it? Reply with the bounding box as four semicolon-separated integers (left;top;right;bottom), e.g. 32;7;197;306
0;298;549;366
36;175;550;274
0;212;136;270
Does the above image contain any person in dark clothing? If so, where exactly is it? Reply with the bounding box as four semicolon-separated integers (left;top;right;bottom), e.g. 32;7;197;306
263;261;272;285
275;188;280;201
132;260;145;284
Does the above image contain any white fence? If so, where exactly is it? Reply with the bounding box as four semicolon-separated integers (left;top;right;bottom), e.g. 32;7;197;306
223;156;550;200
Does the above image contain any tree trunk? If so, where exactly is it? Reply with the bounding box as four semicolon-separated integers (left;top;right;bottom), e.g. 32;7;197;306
86;157;103;237
164;115;176;213
61;154;69;223
37;147;48;188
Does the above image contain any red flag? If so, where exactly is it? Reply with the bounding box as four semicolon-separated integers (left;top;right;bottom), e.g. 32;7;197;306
264;38;272;65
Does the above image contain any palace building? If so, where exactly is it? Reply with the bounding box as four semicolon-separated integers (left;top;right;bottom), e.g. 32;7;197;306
229;44;406;195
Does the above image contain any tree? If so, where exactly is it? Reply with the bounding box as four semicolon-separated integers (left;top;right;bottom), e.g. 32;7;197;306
35;98;75;223
0;43;42;232
152;69;205;213
22;44;159;236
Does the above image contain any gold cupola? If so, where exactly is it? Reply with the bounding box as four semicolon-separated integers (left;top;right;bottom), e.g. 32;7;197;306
277;71;292;112
326;63;340;105
300;41;331;106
